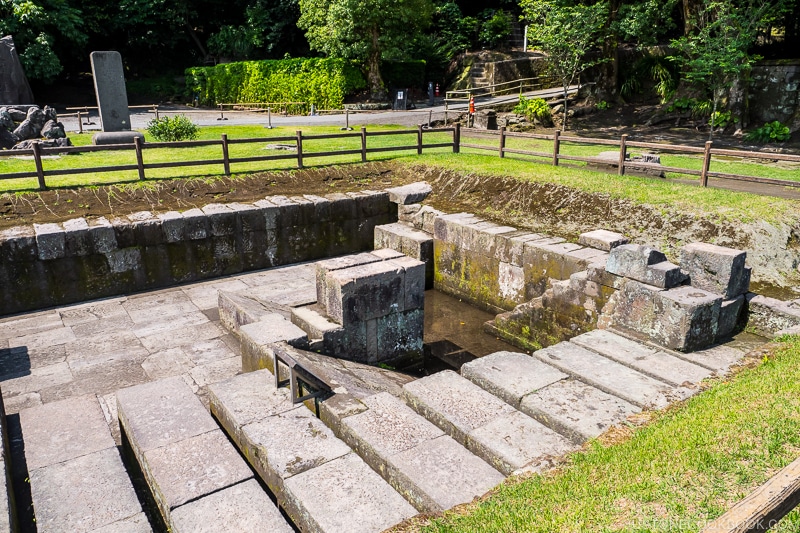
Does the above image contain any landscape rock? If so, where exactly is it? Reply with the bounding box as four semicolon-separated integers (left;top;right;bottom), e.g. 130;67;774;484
680;242;749;298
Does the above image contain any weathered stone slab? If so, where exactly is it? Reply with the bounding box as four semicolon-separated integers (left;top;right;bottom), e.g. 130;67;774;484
62;217;92;256
578;229;629;251
19;395;114;470
315;253;382;304
239;314;308;350
570;329;712;387
291;305;342;340
207;369;295;433
520;379;640;443
673;343;745;373
170;479;292;533
385;182;432;205
460;351;567;408
717;295;745;339
30;447;142;533
116;376;218;452
283;452;418;533
374;223;434;288
339;392;504;512
91;512;151;533
681;242;749;298
325;261;406;325
532;342;676;408
403;371;574;475
744;294;800;337
33;222;65;261
606;244;667;280
90;51;132;132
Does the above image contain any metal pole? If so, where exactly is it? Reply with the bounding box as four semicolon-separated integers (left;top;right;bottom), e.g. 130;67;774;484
266;107;273;129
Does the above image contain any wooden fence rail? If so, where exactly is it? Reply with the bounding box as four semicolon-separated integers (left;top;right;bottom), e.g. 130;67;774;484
0;126;459;190
460;127;800;190
2;124;799;192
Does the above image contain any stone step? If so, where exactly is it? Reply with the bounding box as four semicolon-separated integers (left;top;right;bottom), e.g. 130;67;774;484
461;351;640;443
531;342;681;409
18;395;148;532
570;329;713;387
116;377;292;533
208;369;417;533
337;392;505;513
374;222;434;288
402;370;576;475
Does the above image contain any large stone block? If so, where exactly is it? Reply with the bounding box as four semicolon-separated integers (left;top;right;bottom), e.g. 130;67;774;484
745;294;800;337
326;261;406;325
88;217;117;253
717;295;745;340
63;218;92;257
610;281;721;351
606;243;666;279
578;229;628;251
385;182;432;205
34;222;65;260
680;242;749;298
202;203;239;237
316;253;382;307
0;226;37;262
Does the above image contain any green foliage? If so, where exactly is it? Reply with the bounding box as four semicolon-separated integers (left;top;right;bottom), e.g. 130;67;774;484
478;9;512;49
380;60;426;89
620;53;679;103
744;121;792;143
126;76;186;102
146;115;199;141
596;100;609;111
616;0;678;47
514;96;553;125
186;57;367;109
709;110;732;129
667;97;697;113
207;25;258;60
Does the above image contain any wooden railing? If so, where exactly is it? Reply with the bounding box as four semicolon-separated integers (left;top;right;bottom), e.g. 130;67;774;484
0;126;458;190
445;76;562;102
460;127;800;190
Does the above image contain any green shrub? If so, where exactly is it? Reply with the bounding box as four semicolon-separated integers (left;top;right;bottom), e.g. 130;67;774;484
709;110;732;129
146;115;199;142
596;100;610;111
479;10;512;49
186;57;367;109
745;121;791;143
514;96;553;126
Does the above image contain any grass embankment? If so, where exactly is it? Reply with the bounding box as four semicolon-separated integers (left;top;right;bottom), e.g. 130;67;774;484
399;336;800;533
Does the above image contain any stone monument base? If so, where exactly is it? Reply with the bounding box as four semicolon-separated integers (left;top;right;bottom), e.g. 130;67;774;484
92;131;144;145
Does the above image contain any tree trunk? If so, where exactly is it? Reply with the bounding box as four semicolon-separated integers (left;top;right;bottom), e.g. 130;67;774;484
367;26;385;100
682;0;703;34
562;85;569;130
709;91;718;141
597;0;620;101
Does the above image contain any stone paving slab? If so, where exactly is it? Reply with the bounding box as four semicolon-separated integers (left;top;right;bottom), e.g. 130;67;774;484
460;351;568;408
170;479;292;533
29;447;142;533
672;343;747;373
340;392;504;513
520;379;640;443
208;370;416;533
532;342;677;409
570;329;712;387
403;370;574;475
19;395;115;470
90;512;151;533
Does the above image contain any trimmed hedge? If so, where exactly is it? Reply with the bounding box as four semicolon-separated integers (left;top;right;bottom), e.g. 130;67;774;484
186;58;367;109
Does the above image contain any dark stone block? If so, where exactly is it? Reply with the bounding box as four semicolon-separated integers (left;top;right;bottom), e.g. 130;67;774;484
111;217;136;249
0;226;37;263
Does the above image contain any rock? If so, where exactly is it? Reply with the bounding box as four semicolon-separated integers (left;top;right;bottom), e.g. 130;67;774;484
0;36;35;104
473;110;497;130
0;129;16;150
12;106;46;141
578;229;628;251
0;108;13;131
41;120;66;139
385;182;433;205
12;138;72;150
606;244;667;280
680;242;749;299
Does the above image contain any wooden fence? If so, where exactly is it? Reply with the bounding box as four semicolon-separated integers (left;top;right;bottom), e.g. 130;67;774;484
0;126;459;190
2;123;799;192
460;127;800;190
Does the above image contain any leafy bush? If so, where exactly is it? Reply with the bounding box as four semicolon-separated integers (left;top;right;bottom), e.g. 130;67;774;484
146;115;199;142
666;97;697;113
709;110;732;129
479;10;512;49
745;121;791;143
514;96;552;126
596;100;610;111
186;58;366;109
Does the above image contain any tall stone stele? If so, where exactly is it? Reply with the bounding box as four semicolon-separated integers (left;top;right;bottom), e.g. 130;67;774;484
89;51;144;145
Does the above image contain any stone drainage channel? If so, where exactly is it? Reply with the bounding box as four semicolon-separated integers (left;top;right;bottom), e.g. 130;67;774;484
0;182;797;532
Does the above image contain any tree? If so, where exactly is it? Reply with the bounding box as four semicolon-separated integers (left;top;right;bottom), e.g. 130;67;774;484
669;0;772;139
298;0;433;99
521;0;607;130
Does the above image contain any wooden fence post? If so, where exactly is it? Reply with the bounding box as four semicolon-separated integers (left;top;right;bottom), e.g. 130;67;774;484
417;124;423;155
296;130;304;169
360;126;367;162
453;123;461;153
32;141;46;190
618;134;628;176
134;136;146;181
499;126;506;158
701;140;713;187
221;134;231;176
552;130;561;166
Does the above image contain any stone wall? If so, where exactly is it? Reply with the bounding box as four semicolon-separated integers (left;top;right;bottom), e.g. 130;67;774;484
484;56;549;87
749;61;800;132
0;191;396;316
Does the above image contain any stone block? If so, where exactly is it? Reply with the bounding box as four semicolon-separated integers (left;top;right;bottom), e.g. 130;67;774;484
717;295;745;339
681;242;749;298
105;247;142;274
291;305;342;340
386;182;433;205
0;226;37;262
253;198;279;230
127;211;162;246
228;202;263;233
239;314;309;350
181;208;209;240
90;51;132;131
34;222;65;260
495;231;544;266
170;479;292;533
432;212;480;242
398;203;422;224
375;309;424;366
586;259;626;289
522;240;582;298
643;261;688;289
578;229;629;251
460;351;567;408
202;203;238;237
30;447;142;533
389;256;426;310
606;243;667;280
325;193;358;221
374;223;433;262
88;217;117;254
469;224;517;258
302;194;333;222
326;261;405;325
370;248;404;260
158;211;185;243
350;190;390;218
63;218;92;256
316;253;382;306
532;342;675;408
520;379;640;443
745;294;800;337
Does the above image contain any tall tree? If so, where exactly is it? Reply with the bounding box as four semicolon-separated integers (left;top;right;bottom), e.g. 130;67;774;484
520;0;607;129
298;0;433;99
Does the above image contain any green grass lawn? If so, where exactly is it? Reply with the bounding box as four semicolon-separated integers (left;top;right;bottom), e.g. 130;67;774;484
404;336;800;533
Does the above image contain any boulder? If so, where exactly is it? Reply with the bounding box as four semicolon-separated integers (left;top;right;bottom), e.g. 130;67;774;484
41;120;66;139
0;128;17;149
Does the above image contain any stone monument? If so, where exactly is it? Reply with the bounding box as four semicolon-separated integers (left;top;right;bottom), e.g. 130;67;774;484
89;51;143;145
0;36;35;105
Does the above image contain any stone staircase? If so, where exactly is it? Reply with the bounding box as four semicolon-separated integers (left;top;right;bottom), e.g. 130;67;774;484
469;61;489;89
